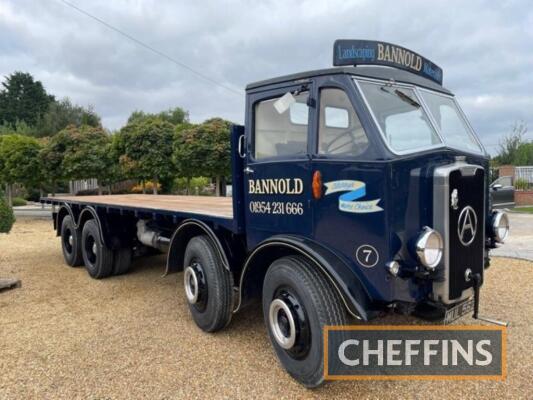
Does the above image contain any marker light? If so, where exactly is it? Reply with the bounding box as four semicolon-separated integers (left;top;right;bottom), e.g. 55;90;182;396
312;170;323;199
415;227;443;270
492;211;509;243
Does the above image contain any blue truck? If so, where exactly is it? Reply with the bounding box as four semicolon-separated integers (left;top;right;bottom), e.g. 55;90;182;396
42;40;510;387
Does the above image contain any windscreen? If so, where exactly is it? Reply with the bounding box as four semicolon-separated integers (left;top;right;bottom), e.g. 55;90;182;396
357;79;484;155
358;81;442;152
420;91;482;154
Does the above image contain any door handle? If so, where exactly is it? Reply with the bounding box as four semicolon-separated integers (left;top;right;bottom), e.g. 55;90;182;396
244;167;254;174
237;135;246;158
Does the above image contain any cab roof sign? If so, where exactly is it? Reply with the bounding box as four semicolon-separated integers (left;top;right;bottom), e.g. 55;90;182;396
333;40;443;85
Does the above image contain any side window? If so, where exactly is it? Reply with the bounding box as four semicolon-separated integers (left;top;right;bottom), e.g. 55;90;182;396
254;92;309;159
318;88;368;157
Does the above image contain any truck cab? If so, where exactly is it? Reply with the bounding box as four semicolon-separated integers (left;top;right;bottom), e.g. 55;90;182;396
238;40;508;347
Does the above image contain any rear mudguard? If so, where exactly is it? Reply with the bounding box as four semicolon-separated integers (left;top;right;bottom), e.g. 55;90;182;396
55;204;114;249
235;235;374;321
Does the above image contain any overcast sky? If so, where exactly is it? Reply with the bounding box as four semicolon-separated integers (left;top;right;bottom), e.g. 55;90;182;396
1;0;532;154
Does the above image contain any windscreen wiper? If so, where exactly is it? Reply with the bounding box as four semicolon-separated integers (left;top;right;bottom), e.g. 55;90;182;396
380;86;421;108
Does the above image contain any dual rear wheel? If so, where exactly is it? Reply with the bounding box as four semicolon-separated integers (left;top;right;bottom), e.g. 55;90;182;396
60;217;132;279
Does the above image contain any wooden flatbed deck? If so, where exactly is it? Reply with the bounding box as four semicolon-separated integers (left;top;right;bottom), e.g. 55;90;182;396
48;194;233;219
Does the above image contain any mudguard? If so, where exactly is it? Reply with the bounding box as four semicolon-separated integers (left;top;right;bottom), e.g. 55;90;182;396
165;219;230;275
56;204;111;248
235;234;374;321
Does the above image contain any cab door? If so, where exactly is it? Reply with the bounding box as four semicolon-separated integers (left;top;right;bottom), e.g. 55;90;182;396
309;78;390;301
244;83;315;248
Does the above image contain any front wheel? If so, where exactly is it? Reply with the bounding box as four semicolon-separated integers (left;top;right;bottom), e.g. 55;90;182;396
262;256;347;388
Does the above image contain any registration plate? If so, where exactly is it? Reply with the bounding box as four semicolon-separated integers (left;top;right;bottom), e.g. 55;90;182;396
443;298;475;324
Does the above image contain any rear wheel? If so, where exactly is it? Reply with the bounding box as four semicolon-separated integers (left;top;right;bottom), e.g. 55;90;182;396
113;247;132;275
262;256;347;388
183;235;233;332
60;215;83;267
81;220;113;279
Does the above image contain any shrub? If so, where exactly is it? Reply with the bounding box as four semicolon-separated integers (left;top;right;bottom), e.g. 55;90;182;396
12;197;27;207
515;178;529;191
131;181;161;194
0;197;15;233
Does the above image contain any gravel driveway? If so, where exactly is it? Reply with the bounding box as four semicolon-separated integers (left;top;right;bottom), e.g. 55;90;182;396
1;219;532;399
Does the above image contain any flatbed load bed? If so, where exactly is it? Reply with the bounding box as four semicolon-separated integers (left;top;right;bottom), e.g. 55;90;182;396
42;194;233;222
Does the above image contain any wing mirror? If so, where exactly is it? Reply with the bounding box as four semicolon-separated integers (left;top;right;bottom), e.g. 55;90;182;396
492;184;503;190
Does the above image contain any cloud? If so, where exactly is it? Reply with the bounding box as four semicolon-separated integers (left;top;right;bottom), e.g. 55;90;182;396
1;0;532;154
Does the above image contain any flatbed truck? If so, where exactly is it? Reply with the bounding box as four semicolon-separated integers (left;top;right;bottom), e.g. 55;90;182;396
42;40;509;387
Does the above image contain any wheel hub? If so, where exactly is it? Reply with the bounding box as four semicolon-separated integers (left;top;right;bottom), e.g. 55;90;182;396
184;266;200;304
184;262;207;310
68;235;74;247
269;298;297;349
92;242;97;255
268;290;311;359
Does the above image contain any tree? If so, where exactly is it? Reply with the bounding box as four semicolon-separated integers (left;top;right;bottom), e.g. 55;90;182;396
173;123;202;194
202;118;232;196
173;118;232;196
34;98;101;137
0;72;54;127
0;120;34;136
514;142;533;166
39;129;75;195
61;125;114;194
0;134;42;206
127;107;189;126
494;120;527;165
117;117;175;194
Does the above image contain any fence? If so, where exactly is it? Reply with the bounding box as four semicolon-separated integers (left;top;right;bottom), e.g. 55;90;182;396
515;166;533;183
69;179;99;194
69;179;137;195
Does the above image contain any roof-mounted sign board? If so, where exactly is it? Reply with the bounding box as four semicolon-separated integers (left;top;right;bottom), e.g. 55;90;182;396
333;39;443;85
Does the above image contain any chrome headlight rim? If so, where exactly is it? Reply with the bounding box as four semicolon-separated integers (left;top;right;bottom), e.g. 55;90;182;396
415;227;444;270
492;211;509;243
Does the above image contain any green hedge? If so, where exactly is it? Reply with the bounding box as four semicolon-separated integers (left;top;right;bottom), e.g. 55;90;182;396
12;197;27;207
0;197;15;233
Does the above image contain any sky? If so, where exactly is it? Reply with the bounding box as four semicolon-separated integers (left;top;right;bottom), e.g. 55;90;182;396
1;0;532;155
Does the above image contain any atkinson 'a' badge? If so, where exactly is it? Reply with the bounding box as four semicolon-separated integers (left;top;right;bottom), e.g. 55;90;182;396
458;206;477;246
451;188;459;210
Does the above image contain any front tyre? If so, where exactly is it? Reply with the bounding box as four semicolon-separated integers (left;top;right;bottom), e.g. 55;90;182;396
262;256;347;388
183;235;233;332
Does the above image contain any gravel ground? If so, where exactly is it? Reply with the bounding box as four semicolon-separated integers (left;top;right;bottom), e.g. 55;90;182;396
492;213;533;261
0;219;532;399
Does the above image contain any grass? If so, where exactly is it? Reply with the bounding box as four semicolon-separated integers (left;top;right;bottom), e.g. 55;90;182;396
510;206;533;214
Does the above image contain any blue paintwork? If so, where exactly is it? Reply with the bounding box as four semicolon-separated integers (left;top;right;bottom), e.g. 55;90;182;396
42;64;491;312
242;71;490;305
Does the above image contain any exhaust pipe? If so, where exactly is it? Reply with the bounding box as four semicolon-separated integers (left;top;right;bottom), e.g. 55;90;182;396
136;220;170;252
